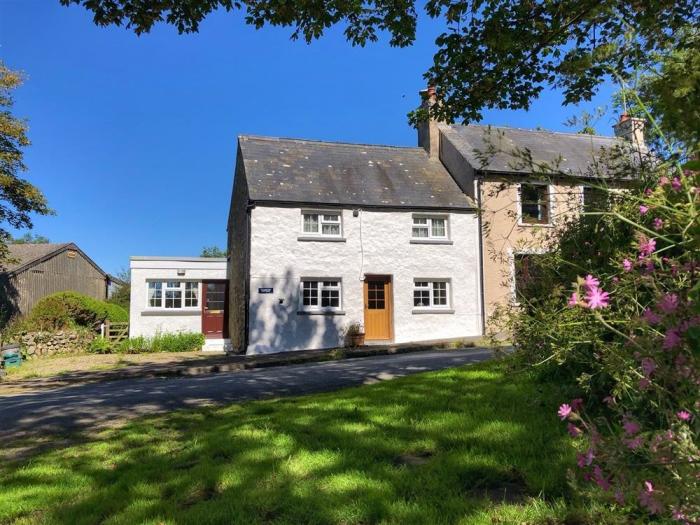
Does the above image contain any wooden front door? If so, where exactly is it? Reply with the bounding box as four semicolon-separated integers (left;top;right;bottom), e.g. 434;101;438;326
363;276;393;341
202;281;228;338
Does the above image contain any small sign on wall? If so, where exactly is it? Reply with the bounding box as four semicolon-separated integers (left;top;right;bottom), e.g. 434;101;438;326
258;287;273;294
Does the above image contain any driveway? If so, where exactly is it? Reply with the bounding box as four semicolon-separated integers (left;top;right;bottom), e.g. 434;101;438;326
0;348;493;442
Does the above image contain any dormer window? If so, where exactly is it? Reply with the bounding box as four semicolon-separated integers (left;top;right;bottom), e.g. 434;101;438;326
301;212;342;237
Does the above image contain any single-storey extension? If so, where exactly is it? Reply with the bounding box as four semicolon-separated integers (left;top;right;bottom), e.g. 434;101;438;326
128;256;230;352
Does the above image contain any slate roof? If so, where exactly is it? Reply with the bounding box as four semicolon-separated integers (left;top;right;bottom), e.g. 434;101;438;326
441;124;631;177
238;135;475;209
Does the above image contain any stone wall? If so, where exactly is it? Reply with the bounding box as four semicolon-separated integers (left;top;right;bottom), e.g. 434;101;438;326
11;330;95;358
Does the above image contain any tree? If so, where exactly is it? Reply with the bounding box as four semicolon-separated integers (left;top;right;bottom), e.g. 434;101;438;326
0;62;51;264
200;246;227;257
61;0;698;123
11;232;50;244
107;268;131;310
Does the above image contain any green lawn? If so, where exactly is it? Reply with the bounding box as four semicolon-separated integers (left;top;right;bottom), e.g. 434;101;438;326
0;360;586;524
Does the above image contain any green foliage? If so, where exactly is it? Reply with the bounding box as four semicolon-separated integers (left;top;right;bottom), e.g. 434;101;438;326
0;62;51;266
10;232;50;244
107;269;130;310
61;0;697;123
200;245;227;257
6;291;128;336
490;127;699;519
87;332;205;354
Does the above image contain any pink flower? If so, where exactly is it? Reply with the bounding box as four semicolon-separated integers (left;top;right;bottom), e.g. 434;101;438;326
567;292;579;307
593;465;610;491
657;293;679;314
671;177;682;191
583;274;600;290
625;436;644;449
662;328;681;350
567;423;583;437
623;419;640;435
614;490;625;505
639;238;656;257
677;410;692;422
659;176;669;186
639;205;649;215
640;357;656;377
558;403;572;420
622;258;633;272
585;287;610;309
652;217;663;230
639;481;662;514
639;378;651;389
571;398;584;411
642;308;661;325
577;449;594;467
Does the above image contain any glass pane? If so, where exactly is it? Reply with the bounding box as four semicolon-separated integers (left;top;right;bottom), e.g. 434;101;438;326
413;217;428;225
412;226;429;238
303;214;319;233
431;219;446;237
367;282;385;309
205;282;225;310
414;290;430;307
184;282;198;307
302;281;318;306
165;290;182;308
322;214;339;222
166;281;180;289
433;282;447;305
322;224;340;235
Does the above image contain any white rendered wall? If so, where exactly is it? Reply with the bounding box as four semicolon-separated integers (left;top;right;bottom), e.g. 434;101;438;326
129;259;227;338
247;206;482;354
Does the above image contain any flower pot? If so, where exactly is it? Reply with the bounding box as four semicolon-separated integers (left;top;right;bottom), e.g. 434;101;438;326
349;333;365;347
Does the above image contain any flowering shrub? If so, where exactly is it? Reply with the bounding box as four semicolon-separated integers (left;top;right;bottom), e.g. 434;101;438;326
490;147;699;520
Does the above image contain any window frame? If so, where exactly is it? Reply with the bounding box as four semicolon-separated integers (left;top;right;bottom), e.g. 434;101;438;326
517;182;553;227
510;249;547;304
298;278;343;313
412;279;452;311
146;280;200;310
581;185;609;213
300;210;343;238
411;214;450;241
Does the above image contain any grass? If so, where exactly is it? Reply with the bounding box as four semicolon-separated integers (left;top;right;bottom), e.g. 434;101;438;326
0;360;591;524
2;351;207;382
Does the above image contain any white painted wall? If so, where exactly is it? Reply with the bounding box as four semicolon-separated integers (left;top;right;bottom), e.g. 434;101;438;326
129;258;227;339
247;206;482;354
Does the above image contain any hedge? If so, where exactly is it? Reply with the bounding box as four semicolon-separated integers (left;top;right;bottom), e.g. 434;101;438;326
88;332;205;354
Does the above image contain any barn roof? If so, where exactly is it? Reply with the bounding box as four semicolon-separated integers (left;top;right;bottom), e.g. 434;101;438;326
2;242;107;277
238;135;475;210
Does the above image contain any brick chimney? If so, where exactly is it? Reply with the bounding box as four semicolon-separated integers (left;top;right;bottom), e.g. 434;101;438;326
613;113;646;149
417;86;440;159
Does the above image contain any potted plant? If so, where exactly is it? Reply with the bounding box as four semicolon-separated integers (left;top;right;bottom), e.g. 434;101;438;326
345;322;365;348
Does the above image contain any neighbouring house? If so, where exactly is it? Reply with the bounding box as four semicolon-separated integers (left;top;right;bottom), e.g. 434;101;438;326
417;87;646;322
227;135;483;354
0;242;113;324
128;256;230;351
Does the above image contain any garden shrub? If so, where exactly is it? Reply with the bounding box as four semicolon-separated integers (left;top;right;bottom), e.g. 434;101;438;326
87;332;205;354
489;133;699;521
24;291;127;332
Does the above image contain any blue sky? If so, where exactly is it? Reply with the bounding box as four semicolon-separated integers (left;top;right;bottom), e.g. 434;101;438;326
1;1;617;274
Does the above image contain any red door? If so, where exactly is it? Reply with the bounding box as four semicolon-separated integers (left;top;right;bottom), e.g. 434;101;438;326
202;281;228;338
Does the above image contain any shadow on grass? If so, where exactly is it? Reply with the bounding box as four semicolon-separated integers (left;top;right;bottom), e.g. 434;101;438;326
0;361;576;524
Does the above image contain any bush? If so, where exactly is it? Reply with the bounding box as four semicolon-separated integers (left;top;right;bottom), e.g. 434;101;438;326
87;332;205;355
24;292;127;332
490;142;699;520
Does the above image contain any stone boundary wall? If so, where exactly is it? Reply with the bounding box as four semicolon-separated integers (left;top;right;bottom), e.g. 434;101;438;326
11;330;95;358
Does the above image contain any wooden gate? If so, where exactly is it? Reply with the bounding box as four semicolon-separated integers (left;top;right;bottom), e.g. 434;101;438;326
104;321;129;343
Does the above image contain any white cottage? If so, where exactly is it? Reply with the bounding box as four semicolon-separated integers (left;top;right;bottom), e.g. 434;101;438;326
129;256;230;351
226;135;483;354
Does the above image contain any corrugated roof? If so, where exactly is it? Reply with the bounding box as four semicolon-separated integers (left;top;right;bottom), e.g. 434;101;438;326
441;124;631;177
239;135;475;209
2;243;71;273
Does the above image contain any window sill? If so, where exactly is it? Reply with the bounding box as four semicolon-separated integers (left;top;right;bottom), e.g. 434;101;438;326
297;310;346;316
141;309;201;316
412;308;455;315
409;239;453;245
297;236;347;242
517;222;554;228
